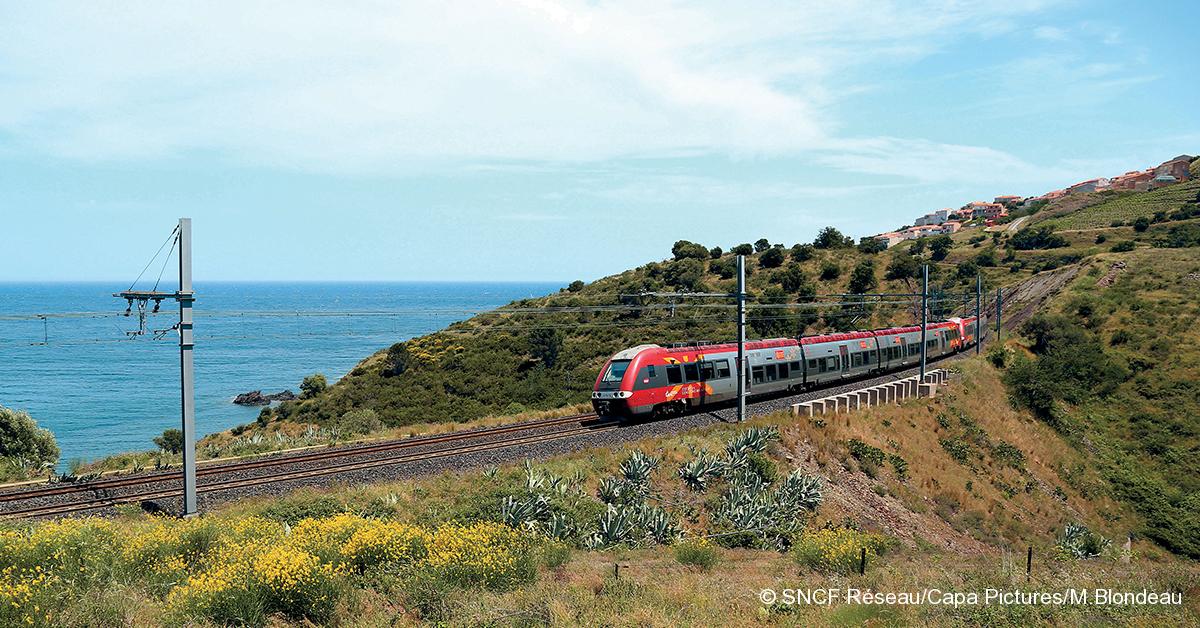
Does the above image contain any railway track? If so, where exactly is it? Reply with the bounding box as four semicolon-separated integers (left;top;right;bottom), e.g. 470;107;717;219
0;412;612;518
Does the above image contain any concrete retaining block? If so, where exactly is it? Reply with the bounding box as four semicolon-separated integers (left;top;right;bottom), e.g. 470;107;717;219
918;383;937;398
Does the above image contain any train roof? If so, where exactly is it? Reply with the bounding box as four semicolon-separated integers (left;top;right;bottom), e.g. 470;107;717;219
800;330;875;345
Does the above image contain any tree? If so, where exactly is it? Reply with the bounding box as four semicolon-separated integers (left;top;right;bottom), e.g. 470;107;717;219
566;280;585;292
1011;225;1068;250
776;264;809;293
730;243;754;256
300;373;328;399
974;249;997;267
527;327;564;368
857;237;886;254
759;247;785;268
664;258;705;291
790;243;815;262
754;238;771;253
153;428;184;454
929;235;953;261
956;260;979;281
813;226;848;249
0;405;59;467
848;259;878;294
885;254;920;287
708;246;723;259
672;240;710;260
819;260;840;281
1132;216;1150;233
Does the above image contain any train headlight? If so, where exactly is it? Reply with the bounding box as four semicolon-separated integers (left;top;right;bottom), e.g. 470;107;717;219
615;391;632;399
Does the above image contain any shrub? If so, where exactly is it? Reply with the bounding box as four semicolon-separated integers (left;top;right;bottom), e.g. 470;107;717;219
663;258;706;291
1056;523;1111;559
708;246;723;259
334;409;383;436
1110;240;1136;252
153;428;184;454
1094;234;1107;244
819;261;840;281
300;374;328;399
566;280;585;292
1010;226;1067;250
759;247;785;268
792;528;890;574
1132;216;1150;232
790;243;815;262
730;243;754;256
754;238;772;253
847;259;877;294
671;240;710;261
674;538;719;570
0;405;59;470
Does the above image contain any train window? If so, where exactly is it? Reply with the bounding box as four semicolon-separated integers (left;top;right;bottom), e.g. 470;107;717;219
808;359;819;371
684;363;699;382
851;353;862;368
647;365;656;378
699;361;715;381
907;342;919;355
752;366;765;384
791;360;802;373
667;365;682;384
716;360;731;379
779;362;789;379
765;364;778;381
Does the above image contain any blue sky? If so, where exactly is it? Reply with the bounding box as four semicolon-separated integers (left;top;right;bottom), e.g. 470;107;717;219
1;1;1197;282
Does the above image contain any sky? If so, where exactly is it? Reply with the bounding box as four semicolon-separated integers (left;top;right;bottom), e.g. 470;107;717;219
1;0;1197;282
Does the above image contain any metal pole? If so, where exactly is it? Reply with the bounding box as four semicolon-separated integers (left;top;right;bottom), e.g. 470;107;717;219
919;264;928;381
736;255;746;423
178;218;198;516
975;274;982;355
995;287;1002;343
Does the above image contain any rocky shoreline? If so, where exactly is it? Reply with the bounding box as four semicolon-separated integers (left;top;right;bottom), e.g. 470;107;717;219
232;390;296;406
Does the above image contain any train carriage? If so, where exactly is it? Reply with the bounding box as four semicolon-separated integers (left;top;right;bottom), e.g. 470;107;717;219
593;316;981;419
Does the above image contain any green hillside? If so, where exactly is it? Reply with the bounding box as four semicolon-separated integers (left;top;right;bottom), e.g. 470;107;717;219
269;232;990;428
1038;178;1200;231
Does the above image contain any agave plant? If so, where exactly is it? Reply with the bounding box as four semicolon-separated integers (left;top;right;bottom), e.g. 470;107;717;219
501;493;551;529
725;427;780;458
774;470;824;514
545;511;577;541
597;476;640;505
587;504;637;548
636;505;681;545
1058;523;1111;559
482;465;500;479
678;452;724;491
523;459;545;492
619;450;659;486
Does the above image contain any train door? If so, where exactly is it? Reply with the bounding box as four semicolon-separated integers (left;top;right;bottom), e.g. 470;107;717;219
839;344;850;377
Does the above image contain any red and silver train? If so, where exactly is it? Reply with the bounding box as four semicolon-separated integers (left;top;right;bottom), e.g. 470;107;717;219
592;317;979;418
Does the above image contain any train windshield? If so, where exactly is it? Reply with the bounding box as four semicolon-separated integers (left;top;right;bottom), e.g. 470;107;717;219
600;360;631;384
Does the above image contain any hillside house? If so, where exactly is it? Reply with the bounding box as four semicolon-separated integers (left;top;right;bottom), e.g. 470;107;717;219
994;195;1022;206
1067;177;1111;194
914;208;953;226
1155;155;1194;181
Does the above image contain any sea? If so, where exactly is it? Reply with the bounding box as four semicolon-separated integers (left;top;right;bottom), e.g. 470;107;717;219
0;282;561;466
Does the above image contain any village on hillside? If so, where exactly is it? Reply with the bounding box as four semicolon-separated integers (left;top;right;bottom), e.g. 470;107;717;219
873;154;1196;247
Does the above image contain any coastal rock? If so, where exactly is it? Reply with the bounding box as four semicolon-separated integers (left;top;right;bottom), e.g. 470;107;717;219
233;390;296;406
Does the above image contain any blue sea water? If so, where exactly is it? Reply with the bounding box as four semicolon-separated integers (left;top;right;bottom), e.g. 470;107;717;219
0;282;560;465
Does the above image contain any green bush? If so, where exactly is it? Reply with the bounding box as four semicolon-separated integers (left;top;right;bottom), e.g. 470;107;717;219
300;373;328;399
0;405;59;471
671;240;710;261
1110;240;1136;252
1011;226;1068;250
759;247;785;268
335;409;383;435
674;539;719;570
819;261;841;281
153;428;184;454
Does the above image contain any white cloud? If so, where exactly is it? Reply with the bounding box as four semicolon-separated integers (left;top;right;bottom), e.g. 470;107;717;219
1033;25;1068;41
0;0;1061;174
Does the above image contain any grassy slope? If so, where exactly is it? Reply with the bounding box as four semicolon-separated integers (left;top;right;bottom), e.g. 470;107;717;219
100;363;1196;625
277;241;963;428
1038;179;1200;231
1016;248;1200;556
